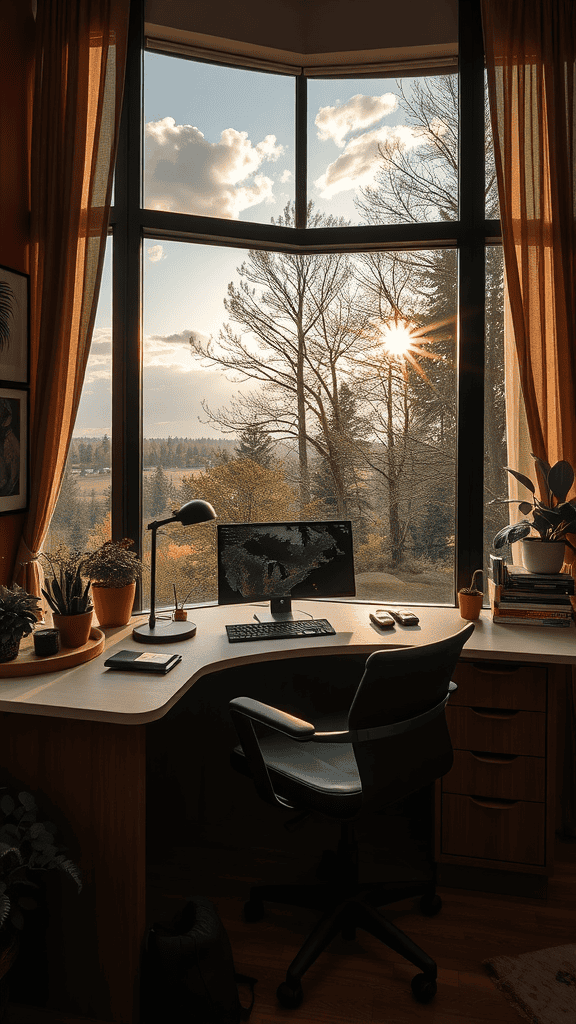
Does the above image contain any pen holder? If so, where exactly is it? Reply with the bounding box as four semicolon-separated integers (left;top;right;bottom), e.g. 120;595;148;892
173;608;188;621
34;628;60;656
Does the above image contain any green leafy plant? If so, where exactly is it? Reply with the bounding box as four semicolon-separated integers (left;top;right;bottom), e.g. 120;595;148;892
0;787;82;932
491;455;576;551
82;539;144;589
0;586;40;646
459;569;483;595
40;548;93;616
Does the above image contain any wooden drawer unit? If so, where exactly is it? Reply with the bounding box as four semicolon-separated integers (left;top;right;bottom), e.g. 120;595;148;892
450;662;546;711
446;706;546;757
437;659;555;880
443;749;545;802
441;793;546;865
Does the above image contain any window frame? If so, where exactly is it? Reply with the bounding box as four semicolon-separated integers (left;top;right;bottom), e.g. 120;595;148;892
110;0;500;610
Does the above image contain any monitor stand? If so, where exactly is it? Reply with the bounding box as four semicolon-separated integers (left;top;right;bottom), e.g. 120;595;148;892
253;596;296;622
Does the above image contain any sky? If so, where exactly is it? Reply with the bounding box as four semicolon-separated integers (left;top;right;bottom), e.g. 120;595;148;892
75;55;450;439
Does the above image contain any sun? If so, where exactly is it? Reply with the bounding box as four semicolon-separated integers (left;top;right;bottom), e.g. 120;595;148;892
380;322;419;360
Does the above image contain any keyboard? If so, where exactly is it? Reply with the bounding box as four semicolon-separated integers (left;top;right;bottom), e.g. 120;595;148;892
225;618;336;643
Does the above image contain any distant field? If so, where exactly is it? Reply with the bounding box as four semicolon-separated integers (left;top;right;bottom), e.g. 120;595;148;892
74;467;201;497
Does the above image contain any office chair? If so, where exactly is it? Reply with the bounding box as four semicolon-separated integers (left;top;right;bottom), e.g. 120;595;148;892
229;622;475;1009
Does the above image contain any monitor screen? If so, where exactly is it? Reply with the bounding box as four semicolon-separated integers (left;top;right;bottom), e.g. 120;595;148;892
217;520;356;606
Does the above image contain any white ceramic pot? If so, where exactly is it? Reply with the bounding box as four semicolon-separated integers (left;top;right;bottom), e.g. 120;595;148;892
521;538;566;574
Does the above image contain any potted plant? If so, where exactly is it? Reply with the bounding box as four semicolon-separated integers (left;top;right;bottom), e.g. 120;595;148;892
82;539;144;627
0;586;41;663
458;569;484;620
40;548;93;649
0;786;82;1018
490;455;576;574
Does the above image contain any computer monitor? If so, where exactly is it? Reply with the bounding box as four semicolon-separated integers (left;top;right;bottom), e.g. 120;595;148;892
217;520;356;618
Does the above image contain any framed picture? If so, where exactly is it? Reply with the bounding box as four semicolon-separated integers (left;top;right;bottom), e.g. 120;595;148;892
0;388;28;515
0;264;29;386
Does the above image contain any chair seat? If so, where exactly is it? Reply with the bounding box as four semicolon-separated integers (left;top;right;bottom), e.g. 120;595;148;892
233;732;362;817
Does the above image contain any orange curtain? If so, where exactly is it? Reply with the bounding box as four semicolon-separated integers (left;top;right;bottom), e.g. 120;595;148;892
14;0;129;594
482;0;576;837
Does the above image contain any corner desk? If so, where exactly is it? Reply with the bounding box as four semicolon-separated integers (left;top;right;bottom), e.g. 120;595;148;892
0;600;573;1023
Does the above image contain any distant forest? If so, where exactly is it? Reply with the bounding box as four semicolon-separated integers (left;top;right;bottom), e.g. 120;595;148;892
67;435;238;471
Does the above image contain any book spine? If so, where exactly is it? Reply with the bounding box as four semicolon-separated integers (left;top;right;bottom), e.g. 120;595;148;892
492;616;572;627
490;555;505;587
497;600;572;611
492;607;572;619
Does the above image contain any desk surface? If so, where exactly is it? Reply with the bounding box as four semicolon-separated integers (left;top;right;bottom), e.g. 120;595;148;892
0;600;574;724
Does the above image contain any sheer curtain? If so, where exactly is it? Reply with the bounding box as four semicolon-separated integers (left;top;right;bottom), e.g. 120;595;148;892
14;0;129;595
482;0;576;836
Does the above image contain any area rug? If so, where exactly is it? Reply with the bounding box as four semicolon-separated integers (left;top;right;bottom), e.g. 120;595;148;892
483;944;576;1023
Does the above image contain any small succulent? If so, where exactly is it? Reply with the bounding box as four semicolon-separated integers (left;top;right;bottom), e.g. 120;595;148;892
40;548;92;616
459;569;483;595
0;585;41;645
0;787;82;932
82;539;144;589
491;455;576;550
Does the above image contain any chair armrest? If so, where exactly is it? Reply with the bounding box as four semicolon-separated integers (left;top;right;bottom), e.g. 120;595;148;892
229;696;315;740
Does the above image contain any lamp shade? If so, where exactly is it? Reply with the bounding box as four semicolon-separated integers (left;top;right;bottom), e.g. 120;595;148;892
175;500;217;526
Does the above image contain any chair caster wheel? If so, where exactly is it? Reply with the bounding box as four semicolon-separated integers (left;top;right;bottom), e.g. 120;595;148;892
420;893;442;916
277;980;303;1009
411;972;437;1003
243;898;264;922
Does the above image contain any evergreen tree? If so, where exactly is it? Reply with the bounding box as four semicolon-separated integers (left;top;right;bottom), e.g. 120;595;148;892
234;422;274;468
143;464;176;520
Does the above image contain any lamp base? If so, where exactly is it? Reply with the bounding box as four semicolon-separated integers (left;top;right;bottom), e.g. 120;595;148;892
132;619;197;643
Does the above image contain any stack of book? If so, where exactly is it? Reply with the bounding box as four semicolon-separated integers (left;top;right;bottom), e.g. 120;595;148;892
488;561;575;627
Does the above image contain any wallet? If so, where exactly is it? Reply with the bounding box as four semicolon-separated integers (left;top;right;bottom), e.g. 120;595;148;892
104;650;182;674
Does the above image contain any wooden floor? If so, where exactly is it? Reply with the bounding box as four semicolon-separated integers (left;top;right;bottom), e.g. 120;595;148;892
6;809;576;1024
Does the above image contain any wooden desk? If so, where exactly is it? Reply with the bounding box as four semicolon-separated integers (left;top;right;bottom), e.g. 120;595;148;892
0;601;573;1022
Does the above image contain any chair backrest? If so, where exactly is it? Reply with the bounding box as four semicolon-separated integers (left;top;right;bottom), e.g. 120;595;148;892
347;623;474;810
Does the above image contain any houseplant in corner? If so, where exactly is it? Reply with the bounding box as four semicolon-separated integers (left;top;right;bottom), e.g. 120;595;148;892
82;539;144;627
0;785;82;1020
491;455;576;574
0;586;41;663
40;548;93;649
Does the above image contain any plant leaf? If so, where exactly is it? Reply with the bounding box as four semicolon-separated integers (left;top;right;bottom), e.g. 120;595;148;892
547;461;574;503
506;468;535;494
493;521;532;548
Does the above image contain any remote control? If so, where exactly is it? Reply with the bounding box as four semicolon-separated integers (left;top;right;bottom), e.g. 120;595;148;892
369;610;396;630
381;607;420;627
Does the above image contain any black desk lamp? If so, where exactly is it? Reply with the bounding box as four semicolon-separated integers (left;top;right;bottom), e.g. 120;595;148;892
132;499;217;643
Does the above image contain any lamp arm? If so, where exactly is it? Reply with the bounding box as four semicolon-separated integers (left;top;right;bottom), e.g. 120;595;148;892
148;524;158;629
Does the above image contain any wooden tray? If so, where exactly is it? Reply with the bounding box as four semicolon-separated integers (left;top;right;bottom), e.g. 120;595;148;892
0;627;105;678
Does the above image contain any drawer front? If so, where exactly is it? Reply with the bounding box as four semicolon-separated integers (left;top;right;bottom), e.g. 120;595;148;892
446;706;545;756
451;662;546;711
443;749;545;801
441;793;546;865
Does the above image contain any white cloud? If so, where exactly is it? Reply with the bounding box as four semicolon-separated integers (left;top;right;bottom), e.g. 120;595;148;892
147;244;167;262
315;124;433;199
315;93;398;148
145;117;285;219
279;169;292;183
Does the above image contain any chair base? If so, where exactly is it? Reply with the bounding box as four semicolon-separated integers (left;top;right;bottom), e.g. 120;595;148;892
244;820;440;1007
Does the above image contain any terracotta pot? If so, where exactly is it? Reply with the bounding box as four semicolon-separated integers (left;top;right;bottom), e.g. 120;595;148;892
173;608;188;621
521;538;566;574
458;591;483;620
52;610;93;649
91;582;136;627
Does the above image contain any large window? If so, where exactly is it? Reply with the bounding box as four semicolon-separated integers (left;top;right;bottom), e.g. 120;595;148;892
48;0;504;612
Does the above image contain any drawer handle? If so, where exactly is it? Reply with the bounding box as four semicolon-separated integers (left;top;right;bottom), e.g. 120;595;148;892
470;707;520;719
469;662;523;674
470;751;518;764
470;796;518;809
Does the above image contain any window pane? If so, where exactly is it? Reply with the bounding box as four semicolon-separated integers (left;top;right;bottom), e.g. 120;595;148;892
485;71;499;218
308;74;458;226
143;240;457;611
144;53;295;223
43;237;112;555
484;245;507;589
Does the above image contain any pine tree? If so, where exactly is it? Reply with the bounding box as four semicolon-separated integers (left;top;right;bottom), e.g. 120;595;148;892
234;422;274;468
